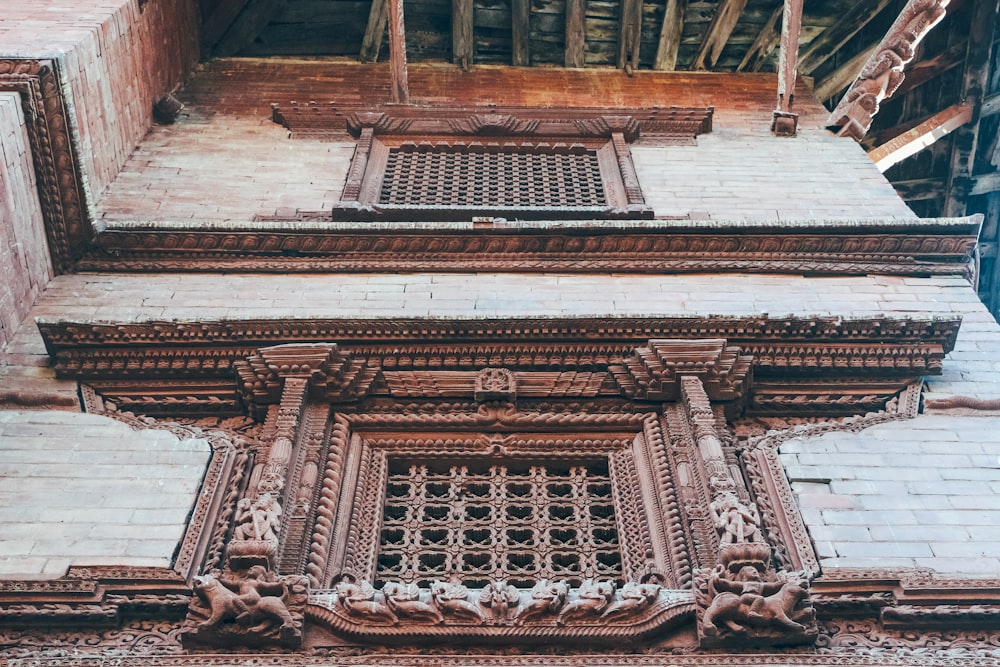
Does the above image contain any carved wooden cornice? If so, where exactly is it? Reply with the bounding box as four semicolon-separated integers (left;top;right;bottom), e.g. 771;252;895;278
0;59;92;274
38;315;961;417
79;216;982;277
270;103;714;141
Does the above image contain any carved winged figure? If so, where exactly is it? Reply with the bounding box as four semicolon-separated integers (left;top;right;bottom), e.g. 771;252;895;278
556;579;616;625
701;565;808;637
192;566;298;640
382;582;444;624
334;576;398;624
430;580;485;622
600;580;661;622
514;579;569;623
479;579;521;620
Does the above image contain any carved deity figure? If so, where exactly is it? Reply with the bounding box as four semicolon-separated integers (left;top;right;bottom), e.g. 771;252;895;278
185;565;304;646
431;580;485;622
601;580;661;622
514;579;569;623
556;579;616;625
709;483;760;544
700;564;810;639
334;576;398;624
233;492;281;542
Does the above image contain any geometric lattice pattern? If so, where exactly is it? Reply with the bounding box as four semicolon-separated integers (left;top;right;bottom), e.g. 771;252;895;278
379;146;607;208
377;460;623;588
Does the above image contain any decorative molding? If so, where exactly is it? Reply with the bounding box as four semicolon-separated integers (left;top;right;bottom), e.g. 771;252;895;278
270;103;714;140
0;59;91;274
80;216;982;276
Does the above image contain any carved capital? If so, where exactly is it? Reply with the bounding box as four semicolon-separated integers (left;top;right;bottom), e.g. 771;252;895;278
614;339;752;403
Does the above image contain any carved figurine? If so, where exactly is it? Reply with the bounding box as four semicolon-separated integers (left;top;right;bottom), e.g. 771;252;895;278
431;580;485;622
333;575;398;625
514;579;569;623
382;582;444;624
709;480;760;544
232;492;281;543
600;580;661;622
183;565;305;647
479;579;521;621
556;579;616;625
700;564;811;638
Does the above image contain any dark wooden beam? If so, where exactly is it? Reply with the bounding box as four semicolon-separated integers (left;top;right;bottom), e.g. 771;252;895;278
213;0;288;57
453;0;474;67
361;0;389;62
774;0;804;134
388;0;410;103
692;0;748;70
891;41;966;99
512;0;531;65
201;0;252;53
654;0;687;71
738;4;781;72
868;102;973;172
814;43;877;102
618;0;643;70
891;177;947;201
971;173;1000;197
797;0;893;75
983;93;1000;118
565;0;586;67
943;0;998;216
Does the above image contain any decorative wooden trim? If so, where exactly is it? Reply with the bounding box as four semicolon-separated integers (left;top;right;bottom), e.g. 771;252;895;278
0;59;92;274
79;215;983;277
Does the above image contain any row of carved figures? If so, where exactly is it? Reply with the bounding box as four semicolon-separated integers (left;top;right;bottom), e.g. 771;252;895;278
329;575;664;626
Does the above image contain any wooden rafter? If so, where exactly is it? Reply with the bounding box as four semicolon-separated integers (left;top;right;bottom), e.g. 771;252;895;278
943;0;998;216
565;0;587;68
692;0;748;70
360;0;389;62
775;0;804;119
512;0;530;65
738;4;782;73
868;102;973;172
453;0;474;67
814;43;877;102
201;0;253;53
618;0;643;70
891;177;947;201
891;41;966;100
654;0;687;71
797;0;893;75
388;0;410;103
213;0;289;57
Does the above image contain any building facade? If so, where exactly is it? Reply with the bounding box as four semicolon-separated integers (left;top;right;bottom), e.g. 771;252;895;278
1;1;1000;665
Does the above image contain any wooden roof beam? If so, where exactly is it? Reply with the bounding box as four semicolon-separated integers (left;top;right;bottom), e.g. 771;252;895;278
654;0;687;71
201;0;252;54
512;0;530;65
213;0;289;57
943;0;998;216
797;0;893;75
814;43;877;103
388;0;410;103
827;0;951;141
618;0;643;70
891;177;946;201
692;0;748;70
868;102;973;172
453;0;474;67
738;4;782;72
565;0;586;67
772;0;804;136
360;0;388;62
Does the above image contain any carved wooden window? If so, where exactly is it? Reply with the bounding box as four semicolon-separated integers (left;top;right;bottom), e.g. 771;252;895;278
376;458;623;588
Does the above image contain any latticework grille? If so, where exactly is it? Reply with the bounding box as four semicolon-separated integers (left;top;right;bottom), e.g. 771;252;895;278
378;145;607;208
377;460;623;588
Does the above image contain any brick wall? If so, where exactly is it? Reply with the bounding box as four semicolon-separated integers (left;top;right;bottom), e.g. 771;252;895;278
0;93;50;353
1;0;200;202
0;410;209;578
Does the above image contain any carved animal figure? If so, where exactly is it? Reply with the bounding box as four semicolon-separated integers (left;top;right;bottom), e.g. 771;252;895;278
334;577;398;624
479;580;521;620
430;581;485;622
600;581;660;622
702;568;808;636
556;580;616;625
515;579;569;623
382;582;444;624
193;567;297;640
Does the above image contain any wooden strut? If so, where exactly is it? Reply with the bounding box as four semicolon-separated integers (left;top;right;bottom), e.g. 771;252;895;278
387;0;410;104
772;0;803;136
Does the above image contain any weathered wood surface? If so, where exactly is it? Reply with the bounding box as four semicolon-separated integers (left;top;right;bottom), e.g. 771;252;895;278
693;0;749;70
214;0;289;56
565;0;587;66
796;0;892;75
653;0;686;70
738;3;780;72
361;0;389;61
512;0;531;64
869;102;973;172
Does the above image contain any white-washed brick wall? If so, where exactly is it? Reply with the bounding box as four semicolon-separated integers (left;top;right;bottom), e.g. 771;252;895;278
0;410;210;578
0;93;51;352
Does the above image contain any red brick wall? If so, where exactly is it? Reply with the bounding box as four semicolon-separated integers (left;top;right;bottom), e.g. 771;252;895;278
0;94;51;353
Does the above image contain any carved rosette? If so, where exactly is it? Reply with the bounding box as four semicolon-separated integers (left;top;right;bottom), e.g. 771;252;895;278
181;566;309;649
694;543;816;648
